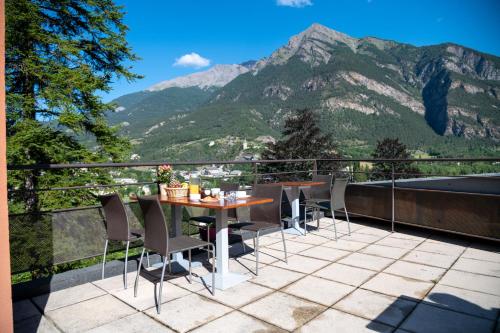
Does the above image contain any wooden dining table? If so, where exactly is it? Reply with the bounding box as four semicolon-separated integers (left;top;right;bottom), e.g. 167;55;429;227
271;181;326;235
155;195;274;290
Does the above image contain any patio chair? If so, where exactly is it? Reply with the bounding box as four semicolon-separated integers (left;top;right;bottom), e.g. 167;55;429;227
99;193;149;288
135;195;215;314
302;177;351;240
300;174;333;234
230;184;287;275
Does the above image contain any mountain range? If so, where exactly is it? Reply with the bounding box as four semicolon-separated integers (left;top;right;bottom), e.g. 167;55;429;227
108;23;500;161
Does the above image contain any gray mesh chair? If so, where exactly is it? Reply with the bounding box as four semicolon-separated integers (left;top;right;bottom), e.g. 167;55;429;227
230;184;287;275
302;177;350;240
301;174;333;234
135;195;215;314
99;193;149;288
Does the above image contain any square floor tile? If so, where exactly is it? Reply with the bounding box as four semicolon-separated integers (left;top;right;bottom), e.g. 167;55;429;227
271;254;330;274
347;232;383;244
384;261;446;282
322;239;368;251
92;272;144;293
300;246;350;261
313;263;377;287
338;253;394;271
292;233;331;246
112;280;191;310
45;294;136;332
415;241;465;257
296;308;393;333
250;265;304;289
13;299;40;323
236;247;288;265
87;312;174;332
144;293;232;333
439;270;500;296
362;273;434;300
267;240;315;254
241;292;326;331
14;315;61;333
283;275;355;306
425;284;500;320
400;303;494;333
462;246;500;263
190;311;286;333
360;244;409;259
402;250;457;269
334;289;417;327
452;257;500;277
33;283;106;312
376;237;422;250
196;281;273;308
355;227;392;237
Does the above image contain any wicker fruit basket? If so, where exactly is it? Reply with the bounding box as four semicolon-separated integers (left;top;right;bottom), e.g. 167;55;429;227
160;184;188;197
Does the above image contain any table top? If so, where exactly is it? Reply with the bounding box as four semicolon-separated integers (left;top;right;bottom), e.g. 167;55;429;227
273;181;325;187
155;195;273;210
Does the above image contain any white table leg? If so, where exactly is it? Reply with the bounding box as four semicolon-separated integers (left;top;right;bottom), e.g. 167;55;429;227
165;205;201;271
285;186;306;235
198;209;249;290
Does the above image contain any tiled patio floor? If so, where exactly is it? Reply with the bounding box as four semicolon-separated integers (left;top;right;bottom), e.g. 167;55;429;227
13;218;500;332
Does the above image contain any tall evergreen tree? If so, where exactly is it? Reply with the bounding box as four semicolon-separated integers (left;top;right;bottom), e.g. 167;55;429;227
6;0;141;212
261;108;339;181
371;138;419;180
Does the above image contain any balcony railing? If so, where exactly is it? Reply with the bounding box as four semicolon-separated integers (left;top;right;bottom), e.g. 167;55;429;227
7;157;500;281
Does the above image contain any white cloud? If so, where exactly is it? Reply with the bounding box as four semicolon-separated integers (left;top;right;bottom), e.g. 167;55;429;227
173;53;210;68
277;0;312;8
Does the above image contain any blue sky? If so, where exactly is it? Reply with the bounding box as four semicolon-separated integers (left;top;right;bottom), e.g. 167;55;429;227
106;0;500;101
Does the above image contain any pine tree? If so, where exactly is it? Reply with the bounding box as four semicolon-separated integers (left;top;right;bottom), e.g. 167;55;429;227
371;138;419;180
6;0;141;212
261;108;339;181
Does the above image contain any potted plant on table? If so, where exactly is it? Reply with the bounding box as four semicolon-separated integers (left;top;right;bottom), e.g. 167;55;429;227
158;164;188;197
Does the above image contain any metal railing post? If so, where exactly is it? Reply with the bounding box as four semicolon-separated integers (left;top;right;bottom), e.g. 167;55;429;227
253;162;258;186
313;159;318;175
391;162;395;233
155;165;161;195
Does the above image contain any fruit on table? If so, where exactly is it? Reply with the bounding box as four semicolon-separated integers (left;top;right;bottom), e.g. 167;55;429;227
169;179;182;188
181;182;188;188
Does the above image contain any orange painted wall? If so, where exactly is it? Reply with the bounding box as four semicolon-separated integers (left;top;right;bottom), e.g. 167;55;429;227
0;0;13;331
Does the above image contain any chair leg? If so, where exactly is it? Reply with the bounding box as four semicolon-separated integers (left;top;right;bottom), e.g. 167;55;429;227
124;240;130;289
317;208;320;230
255;231;260;275
157;260;168;314
252;237;256;256
146;251;150;268
241;231;247;253
331;210;338;241
345;207;351;236
207;225;210;261
303;205;307;235
280;225;288;263
210;243;215;295
188;249;192;284
101;239;108;280
134;248;145;297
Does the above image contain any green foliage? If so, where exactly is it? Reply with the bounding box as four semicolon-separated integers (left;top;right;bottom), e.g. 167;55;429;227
6;0;140;212
371;138;419;180
261;108;339;181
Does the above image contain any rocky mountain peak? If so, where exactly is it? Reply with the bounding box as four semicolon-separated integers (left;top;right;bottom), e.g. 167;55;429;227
147;64;249;91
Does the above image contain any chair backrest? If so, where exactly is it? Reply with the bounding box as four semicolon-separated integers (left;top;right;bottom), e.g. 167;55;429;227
310;174;333;200
137;196;168;256
99;193;129;241
221;182;239;219
250;184;283;225
331;178;348;210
